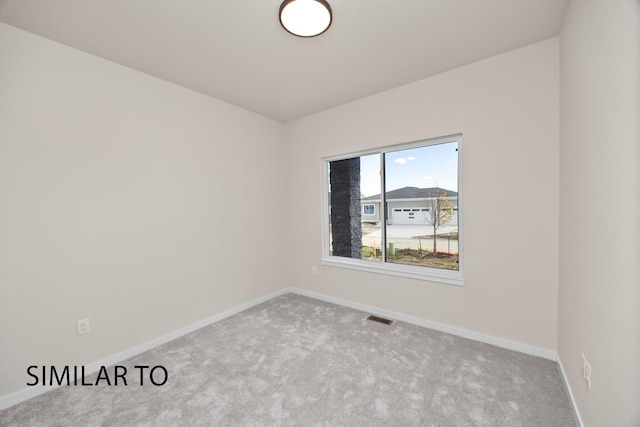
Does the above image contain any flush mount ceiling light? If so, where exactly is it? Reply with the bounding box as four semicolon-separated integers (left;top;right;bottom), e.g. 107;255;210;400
279;0;332;37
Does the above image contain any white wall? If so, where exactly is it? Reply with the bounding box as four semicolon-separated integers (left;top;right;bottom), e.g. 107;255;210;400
0;23;286;398
285;39;560;351
8;8;636;423
559;0;640;425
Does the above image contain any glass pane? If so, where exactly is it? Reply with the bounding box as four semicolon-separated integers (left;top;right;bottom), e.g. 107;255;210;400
328;154;381;261
384;142;459;270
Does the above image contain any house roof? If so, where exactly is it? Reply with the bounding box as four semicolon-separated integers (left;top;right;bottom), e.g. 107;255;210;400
362;187;457;201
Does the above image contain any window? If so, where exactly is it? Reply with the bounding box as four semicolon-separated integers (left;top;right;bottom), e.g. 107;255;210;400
323;135;463;285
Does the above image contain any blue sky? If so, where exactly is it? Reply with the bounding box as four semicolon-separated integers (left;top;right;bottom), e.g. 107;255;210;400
360;141;458;197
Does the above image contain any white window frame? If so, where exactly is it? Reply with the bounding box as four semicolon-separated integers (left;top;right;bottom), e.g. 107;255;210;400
321;134;464;286
362;204;376;215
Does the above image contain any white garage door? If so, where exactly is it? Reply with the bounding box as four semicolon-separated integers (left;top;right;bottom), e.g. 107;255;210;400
391;207;429;225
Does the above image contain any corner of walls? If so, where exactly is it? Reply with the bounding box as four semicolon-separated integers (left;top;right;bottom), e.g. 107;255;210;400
556;354;585;427
284;38;561;353
0;23;287;399
558;0;640;425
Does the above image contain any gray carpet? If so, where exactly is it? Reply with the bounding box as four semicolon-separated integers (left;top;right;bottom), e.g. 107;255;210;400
1;293;577;426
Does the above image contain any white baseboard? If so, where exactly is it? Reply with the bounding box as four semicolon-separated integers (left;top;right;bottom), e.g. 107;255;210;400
557;354;585;427
0;288;289;411
285;287;558;361
1;286;561;412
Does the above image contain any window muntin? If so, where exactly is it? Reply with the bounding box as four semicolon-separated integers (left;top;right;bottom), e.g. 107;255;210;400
323;135;462;285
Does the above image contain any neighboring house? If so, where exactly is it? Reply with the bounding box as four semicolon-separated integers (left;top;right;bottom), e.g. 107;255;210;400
361;186;458;226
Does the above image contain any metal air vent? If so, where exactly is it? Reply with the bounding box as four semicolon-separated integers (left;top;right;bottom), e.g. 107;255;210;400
366;315;394;325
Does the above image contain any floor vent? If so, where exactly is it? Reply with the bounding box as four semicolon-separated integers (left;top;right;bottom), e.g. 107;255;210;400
366;315;394;325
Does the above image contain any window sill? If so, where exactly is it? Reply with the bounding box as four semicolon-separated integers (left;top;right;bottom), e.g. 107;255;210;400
321;256;464;286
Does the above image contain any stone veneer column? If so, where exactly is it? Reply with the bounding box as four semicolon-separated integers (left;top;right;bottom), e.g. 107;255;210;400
329;158;362;259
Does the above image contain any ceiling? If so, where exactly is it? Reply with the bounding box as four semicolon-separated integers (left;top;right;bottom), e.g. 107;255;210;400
0;0;569;122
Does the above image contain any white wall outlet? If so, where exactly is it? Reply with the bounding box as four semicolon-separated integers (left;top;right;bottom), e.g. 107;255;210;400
584;360;592;390
311;266;318;275
77;318;90;335
581;352;591;390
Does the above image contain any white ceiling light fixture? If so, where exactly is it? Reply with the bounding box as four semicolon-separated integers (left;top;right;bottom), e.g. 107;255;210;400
279;0;332;38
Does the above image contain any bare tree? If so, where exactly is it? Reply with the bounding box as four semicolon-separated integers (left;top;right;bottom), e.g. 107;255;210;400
424;192;454;254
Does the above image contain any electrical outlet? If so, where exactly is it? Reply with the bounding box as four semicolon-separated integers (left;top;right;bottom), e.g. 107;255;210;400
311;266;318;275
581;352;591;390
77;318;90;335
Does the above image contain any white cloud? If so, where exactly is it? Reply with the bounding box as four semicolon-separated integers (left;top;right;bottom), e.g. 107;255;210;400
394;156;416;165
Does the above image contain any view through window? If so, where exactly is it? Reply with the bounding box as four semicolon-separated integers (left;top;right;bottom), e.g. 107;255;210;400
326;137;460;274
